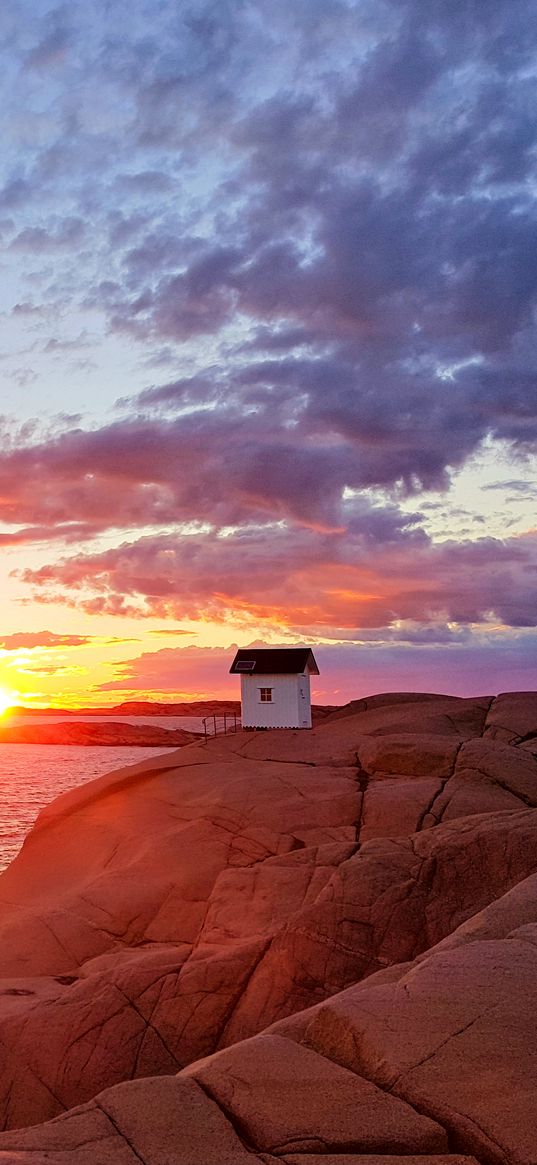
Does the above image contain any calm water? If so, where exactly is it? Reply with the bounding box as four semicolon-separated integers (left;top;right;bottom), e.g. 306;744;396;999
0;717;208;873
7;713;208;732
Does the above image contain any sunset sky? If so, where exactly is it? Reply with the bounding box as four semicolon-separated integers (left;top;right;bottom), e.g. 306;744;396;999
0;0;536;708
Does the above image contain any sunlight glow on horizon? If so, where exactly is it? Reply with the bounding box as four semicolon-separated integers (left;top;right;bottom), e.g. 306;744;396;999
0;689;15;716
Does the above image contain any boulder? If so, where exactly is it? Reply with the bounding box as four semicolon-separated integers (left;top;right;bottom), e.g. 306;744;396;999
219;808;537;1046
483;690;537;746
182;1032;449;1155
301;924;537;1165
0;1076;260;1164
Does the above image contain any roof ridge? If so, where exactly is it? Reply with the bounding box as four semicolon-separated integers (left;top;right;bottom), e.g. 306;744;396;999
230;647;320;675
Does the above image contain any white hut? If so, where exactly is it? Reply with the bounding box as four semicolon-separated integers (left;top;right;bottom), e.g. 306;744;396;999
230;647;319;729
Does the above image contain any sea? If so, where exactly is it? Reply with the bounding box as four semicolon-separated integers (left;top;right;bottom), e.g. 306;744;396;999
0;715;206;874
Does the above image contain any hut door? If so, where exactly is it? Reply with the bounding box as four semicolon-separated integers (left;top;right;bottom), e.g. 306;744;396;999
298;677;309;725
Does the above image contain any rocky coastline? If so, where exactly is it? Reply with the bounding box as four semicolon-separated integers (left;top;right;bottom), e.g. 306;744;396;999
0;699;242;746
0;690;535;1162
0;720;199;747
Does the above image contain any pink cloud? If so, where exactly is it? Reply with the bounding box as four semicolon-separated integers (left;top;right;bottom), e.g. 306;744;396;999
98;634;537;703
99;644;240;699
18;527;537;633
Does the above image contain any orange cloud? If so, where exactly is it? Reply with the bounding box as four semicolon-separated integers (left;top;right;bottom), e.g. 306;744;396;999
0;631;92;650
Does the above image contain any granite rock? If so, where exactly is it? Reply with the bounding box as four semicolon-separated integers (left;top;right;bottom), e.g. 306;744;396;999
0;691;534;1163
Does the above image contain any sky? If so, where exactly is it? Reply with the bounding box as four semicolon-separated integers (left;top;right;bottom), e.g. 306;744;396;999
0;0;536;708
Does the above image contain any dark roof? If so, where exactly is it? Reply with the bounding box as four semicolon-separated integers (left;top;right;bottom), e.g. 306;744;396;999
229;648;319;675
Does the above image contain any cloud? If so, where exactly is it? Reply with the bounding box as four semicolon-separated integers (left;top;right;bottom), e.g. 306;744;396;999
0;524;100;547
99;643;238;697
312;632;537;702
89;0;537;495
0;411;433;535
3;3;537;482
24;23;72;72
17;526;537;634
9;218;85;252
148;628;196;636
0;631;91;650
97;630;537;702
484;480;536;495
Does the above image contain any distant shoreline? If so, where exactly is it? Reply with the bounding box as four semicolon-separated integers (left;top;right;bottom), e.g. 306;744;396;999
5;699;242;718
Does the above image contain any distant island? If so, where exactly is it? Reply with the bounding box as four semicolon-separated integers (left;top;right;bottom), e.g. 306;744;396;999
0;721;200;747
0;700;242;746
5;698;241;717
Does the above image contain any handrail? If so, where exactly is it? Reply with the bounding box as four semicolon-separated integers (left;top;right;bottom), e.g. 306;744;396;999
202;712;239;742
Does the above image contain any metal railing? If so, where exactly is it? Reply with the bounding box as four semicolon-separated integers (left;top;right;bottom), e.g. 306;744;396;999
202;712;239;742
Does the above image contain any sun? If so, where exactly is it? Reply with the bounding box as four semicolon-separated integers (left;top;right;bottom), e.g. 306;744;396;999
0;689;14;716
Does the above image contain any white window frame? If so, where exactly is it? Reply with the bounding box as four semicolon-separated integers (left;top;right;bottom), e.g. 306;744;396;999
259;687;273;703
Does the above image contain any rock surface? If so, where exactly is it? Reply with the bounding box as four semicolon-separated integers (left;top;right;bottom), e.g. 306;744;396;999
0;690;535;1162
